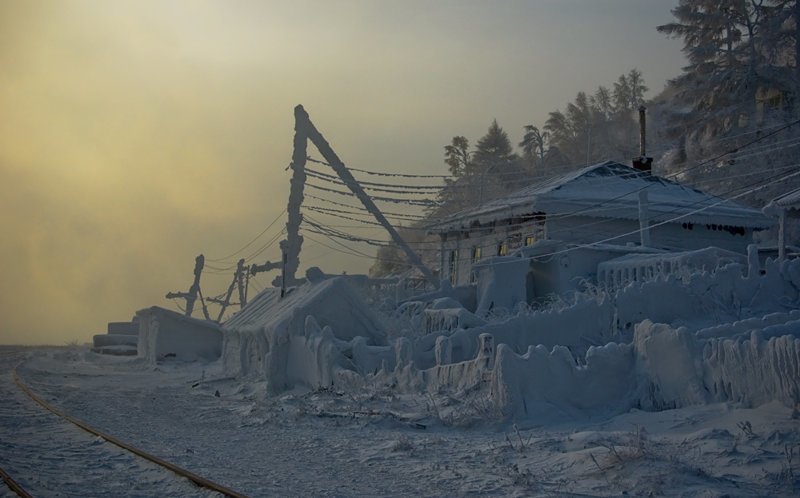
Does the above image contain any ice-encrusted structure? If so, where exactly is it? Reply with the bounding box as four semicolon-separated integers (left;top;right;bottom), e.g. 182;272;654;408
597;246;746;290
220;245;800;421
222;276;387;393
136;306;222;363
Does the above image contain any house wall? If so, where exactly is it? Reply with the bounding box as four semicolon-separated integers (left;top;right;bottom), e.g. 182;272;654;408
549;216;754;253
442;221;546;287
441;215;756;296
137;308;222;363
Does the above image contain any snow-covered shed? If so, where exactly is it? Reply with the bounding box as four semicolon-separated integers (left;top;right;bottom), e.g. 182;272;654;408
222;276;387;392
429;161;774;286
136;306;223;363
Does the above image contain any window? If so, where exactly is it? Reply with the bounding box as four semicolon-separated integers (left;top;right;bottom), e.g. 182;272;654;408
471;246;482;264
524;235;536;246
497;242;507;256
448;249;458;285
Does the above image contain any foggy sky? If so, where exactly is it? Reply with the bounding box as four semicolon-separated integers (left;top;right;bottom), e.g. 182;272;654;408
0;0;685;344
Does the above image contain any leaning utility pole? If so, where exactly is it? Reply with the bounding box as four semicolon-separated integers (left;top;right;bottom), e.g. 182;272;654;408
288;105;439;288
208;258;246;322
166;254;211;320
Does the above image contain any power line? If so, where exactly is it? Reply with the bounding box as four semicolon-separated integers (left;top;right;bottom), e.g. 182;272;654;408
306;156;448;178
207;209;286;263
306;182;440;206
306;167;444;190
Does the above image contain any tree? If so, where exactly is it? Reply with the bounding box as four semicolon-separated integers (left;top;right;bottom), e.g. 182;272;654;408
544;110;572;153
590;86;614;121
657;0;788;137
473;120;516;168
613;69;649;114
444;136;472;177
653;1;800;207
519;125;549;167
472;120;521;189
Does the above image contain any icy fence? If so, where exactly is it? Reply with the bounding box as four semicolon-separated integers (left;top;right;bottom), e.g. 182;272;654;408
486;318;800;420
613;256;800;332
411;297;616;370
396;250;800;365
634;320;800;410
491;341;634;420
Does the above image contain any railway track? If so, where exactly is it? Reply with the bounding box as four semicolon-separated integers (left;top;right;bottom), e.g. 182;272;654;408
0;351;248;498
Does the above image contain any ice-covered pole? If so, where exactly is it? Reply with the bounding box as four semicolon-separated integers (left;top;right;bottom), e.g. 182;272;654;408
632;105;653;173
296;105;439;288
639;104;647;157
638;190;651;247
281;105;309;285
215;258;245;322
165;254;205;317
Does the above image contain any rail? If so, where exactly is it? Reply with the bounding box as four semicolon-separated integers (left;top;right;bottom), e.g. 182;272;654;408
9;367;249;498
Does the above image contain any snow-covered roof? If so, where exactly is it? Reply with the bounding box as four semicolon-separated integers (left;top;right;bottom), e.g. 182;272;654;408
773;187;800;209
223;277;387;345
428;161;773;231
136;306;221;329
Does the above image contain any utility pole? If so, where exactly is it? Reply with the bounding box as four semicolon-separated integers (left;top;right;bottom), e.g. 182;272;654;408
293;105;439;288
248;259;282;302
208;258;246;322
280;105;309;287
280;249;287;298
237;259;248;308
166;254;211;320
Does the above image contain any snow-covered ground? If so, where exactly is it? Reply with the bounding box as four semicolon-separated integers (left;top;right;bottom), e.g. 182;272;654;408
0;347;221;497
3;345;798;497
4;250;800;496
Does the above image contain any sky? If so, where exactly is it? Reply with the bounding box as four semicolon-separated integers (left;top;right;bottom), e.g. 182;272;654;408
0;0;686;345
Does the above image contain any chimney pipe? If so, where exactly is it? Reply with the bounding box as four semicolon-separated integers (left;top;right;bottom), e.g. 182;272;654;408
639;105;647;157
632;105;653;173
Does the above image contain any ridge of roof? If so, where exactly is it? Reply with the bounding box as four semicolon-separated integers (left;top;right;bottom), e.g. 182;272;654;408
426;160;771;230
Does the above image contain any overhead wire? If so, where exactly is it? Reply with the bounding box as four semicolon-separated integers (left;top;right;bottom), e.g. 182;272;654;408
206;209;286;263
306;156;448;178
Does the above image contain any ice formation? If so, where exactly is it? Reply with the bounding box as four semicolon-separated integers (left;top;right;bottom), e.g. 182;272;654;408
222;276;387;393
216;247;800;423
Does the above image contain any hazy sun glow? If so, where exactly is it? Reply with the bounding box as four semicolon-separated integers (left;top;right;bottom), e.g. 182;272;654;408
0;0;684;344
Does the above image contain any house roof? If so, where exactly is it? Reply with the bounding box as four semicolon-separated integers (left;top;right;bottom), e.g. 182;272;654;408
772;187;800;209
427;161;773;232
222;276;387;344
135;306;221;330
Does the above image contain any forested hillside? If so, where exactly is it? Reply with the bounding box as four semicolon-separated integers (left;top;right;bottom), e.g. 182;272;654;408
371;0;800;278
